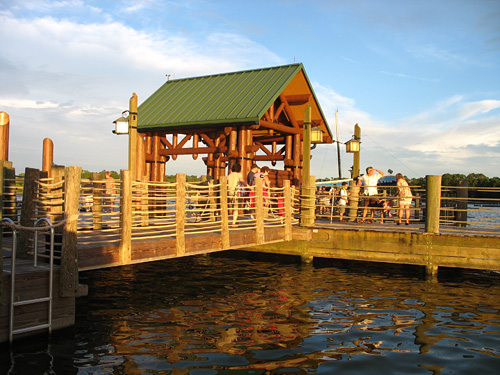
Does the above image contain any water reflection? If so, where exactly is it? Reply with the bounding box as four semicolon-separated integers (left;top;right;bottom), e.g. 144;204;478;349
3;252;500;374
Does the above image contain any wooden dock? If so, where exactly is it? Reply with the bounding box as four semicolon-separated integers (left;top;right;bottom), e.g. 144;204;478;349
2;168;500;344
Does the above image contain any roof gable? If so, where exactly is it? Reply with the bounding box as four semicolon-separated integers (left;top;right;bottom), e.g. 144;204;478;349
138;63;332;140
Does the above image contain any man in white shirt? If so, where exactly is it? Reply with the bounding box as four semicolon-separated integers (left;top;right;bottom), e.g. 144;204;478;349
358;166;385;223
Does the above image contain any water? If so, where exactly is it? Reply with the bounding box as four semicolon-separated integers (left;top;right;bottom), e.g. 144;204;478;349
2;251;500;374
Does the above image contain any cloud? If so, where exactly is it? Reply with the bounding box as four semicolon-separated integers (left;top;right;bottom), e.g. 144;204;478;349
0;10;283;174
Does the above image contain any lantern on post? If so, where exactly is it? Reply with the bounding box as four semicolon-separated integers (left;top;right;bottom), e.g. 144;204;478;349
112;111;129;135
345;135;360;153
311;125;323;144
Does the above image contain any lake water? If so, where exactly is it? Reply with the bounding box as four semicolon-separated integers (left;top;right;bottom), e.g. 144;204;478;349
2;251;500;374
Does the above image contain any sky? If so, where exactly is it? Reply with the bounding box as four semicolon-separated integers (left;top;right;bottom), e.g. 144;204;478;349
1;0;499;179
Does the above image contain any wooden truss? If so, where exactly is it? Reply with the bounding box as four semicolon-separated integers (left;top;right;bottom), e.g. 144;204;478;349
138;93;331;186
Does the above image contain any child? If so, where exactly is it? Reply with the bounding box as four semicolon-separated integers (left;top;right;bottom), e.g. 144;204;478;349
338;182;350;222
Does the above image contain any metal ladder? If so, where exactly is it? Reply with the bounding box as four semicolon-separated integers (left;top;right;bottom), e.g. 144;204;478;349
2;217;56;343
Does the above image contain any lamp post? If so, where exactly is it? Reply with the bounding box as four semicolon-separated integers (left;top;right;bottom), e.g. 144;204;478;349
345;123;361;178
301;105;316;227
346;123;361;222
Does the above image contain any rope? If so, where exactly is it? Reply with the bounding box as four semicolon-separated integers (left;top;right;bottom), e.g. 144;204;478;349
1;214;79;231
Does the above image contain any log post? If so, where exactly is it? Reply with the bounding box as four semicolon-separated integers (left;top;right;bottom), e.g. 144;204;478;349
176;173;186;256
284;180;292;241
92;173;103;230
119;169;132;266
129;93;138;181
255;177;264;244
17;167;39;258
219;175;230;249
0;112;9;162
425;175;442;234
42;138;53;177
60;166;81;297
348;183;360;222
300;176;316;227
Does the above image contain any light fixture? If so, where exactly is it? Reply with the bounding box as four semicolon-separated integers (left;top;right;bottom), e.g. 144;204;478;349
311;125;323;144
112;111;129;134
345;135;360;153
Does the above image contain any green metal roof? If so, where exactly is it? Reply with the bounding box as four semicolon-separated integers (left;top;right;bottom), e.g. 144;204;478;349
138;63;306;130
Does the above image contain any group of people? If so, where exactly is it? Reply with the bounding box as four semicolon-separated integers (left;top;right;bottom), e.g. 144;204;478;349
356;166;413;225
319;167;413;224
227;163;271;226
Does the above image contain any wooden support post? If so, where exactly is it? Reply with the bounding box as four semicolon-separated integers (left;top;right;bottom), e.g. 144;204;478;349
219;175;230;249
60;166;81;297
176;173;186;256
136;134;146;180
0;111;9;161
208;180;216;222
17;168;39;258
119;169;132;266
50;166;65;226
284;180;292;241
348;183;360;222
455;180;468;227
255;177;264;244
0;160;12;304
425;175;442;234
129;93;138;181
300;176;316;227
352;124;361;178
42;138;53;177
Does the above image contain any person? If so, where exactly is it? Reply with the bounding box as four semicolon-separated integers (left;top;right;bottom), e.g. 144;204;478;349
358;166;385;223
246;164;260;186
227;163;247;226
396;173;412;225
104;171;117;213
338;182;349;221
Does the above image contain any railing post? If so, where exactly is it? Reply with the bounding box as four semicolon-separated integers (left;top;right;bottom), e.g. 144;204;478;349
60;166;81;297
455;180;468;227
219;175;230;248
255;177;265;244
17;167;39;258
425;175;442;234
176;173;186;256
284;180;292;241
119;169;132;266
92;172;103;230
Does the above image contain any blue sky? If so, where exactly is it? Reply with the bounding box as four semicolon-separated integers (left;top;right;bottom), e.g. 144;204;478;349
1;0;499;178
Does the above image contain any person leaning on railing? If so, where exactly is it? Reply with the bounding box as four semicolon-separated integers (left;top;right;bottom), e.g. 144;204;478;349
358;166;385;223
396;173;413;225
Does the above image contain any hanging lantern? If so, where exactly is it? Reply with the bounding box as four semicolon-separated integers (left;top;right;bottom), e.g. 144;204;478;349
345;136;360;153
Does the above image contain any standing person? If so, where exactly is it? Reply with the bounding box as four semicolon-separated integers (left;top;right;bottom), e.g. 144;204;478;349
396;173;413;225
104;171;117;213
227;163;247;226
338;182;350;222
358;166;385;223
246;164;260;186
